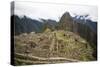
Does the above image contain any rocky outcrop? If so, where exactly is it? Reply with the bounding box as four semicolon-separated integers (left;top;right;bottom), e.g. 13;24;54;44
59;12;73;31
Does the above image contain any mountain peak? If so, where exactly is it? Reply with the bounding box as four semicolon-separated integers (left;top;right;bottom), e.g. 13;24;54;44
59;12;73;30
63;12;70;16
61;12;72;20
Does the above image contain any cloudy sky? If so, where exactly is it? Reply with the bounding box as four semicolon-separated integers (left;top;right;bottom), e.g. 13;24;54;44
13;1;98;21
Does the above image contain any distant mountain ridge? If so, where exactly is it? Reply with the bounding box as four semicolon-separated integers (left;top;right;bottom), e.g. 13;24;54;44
12;15;44;35
12;15;59;35
73;16;97;33
12;13;97;35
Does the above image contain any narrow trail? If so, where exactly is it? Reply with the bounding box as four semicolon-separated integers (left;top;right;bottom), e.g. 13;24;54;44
15;53;79;62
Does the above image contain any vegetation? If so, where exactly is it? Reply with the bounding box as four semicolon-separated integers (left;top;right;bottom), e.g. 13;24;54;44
14;30;95;65
13;12;97;65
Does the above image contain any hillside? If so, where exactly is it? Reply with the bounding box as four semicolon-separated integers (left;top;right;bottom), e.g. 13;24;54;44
14;30;94;65
12;11;97;65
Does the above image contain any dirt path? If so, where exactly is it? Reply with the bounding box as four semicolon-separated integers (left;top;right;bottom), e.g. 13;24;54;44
15;53;79;62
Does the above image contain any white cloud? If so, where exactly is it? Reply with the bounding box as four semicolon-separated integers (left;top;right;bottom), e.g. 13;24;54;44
14;1;98;21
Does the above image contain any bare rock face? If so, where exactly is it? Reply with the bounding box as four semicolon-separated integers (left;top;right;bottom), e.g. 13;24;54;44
61;12;72;20
59;12;73;31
